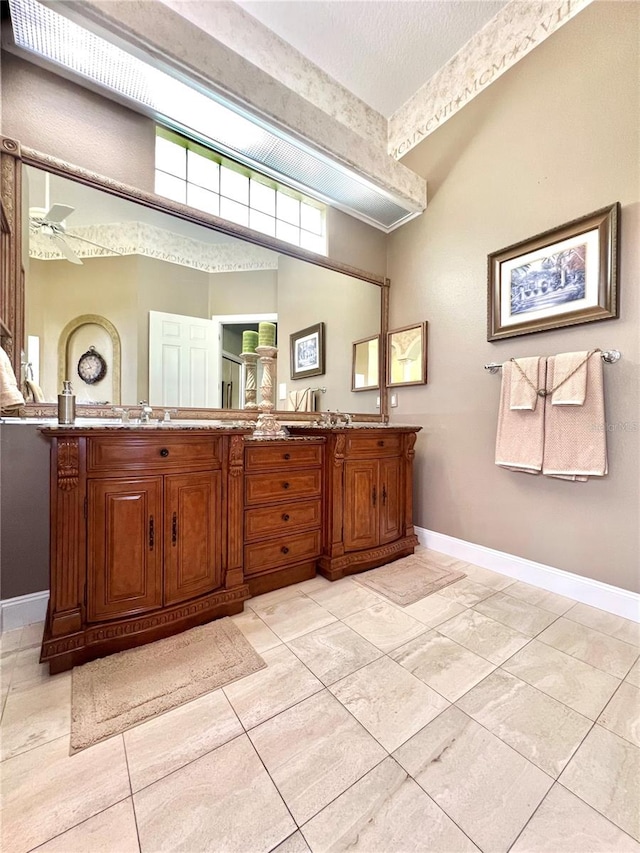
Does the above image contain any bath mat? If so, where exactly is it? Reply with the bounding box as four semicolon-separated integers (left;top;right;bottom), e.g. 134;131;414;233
354;553;466;606
71;618;265;751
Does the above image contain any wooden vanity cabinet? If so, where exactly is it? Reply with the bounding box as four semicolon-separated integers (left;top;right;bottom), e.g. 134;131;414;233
41;428;249;673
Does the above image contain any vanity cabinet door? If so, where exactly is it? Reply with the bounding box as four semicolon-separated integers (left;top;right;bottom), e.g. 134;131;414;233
87;477;163;622
379;457;402;545
164;472;223;606
344;460;379;552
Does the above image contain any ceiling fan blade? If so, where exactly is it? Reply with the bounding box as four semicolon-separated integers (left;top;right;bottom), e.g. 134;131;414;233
51;234;83;265
44;204;75;224
65;232;124;255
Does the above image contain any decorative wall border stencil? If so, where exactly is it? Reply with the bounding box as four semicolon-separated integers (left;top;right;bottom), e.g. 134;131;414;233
389;0;594;159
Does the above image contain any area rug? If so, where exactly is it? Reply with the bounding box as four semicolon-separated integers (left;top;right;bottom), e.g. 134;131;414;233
354;553;466;606
71;618;265;751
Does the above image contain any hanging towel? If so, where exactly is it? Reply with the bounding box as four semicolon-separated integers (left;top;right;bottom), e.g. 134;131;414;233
510;356;541;410
25;379;45;403
551;351;589;406
0;345;25;409
288;388;316;412
495;359;546;474
543;351;607;481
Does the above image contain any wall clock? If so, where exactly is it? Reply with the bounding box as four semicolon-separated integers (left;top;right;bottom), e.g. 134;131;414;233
77;346;107;384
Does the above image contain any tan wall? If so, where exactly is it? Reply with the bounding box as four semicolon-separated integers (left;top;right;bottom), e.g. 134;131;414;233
209;270;278;316
388;1;639;592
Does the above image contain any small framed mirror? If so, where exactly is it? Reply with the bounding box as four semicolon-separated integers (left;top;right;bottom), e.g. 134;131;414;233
387;322;428;387
352;335;380;391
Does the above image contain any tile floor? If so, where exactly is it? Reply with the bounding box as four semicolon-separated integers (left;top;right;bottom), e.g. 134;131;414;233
1;551;639;853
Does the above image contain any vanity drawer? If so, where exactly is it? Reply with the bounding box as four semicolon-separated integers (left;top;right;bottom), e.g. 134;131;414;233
244;530;321;575
345;433;402;458
87;435;222;473
245;469;322;505
245;442;323;471
245;499;321;542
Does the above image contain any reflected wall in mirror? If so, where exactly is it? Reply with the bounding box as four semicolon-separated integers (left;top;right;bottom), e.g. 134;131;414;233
352;335;380;391
20;160;385;416
387;322;428;387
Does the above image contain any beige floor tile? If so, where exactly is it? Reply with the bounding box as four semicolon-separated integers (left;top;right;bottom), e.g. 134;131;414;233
249;592;337;642
249;690;386;825
511;783;640;852
10;645;49;686
626;658;640;688
565;603;640;647
504;639;620;720
231;609;283;653
31;798;140;853
598;682;640;748
247;586;306;611
0;627;23;655
437;609;530;665
437;578;496;607
134;734;295;852
390;630;496;702
401;592;467;627
124;688;243;792
300;756;479;853
0;734;130;853
271;831;310;853
342;601;426;652
1;652;16;695
538;618;639;679
223;644;322;729
329;656;449;751
461;563;516;591
0;672;71;760
474;592;559;637
394;706;552;853
419;549;467;570
306;578;384;618
19;621;45;649
287;622;382;685
504;581;576;615
457;669;592;777
560;725;640;841
294;575;333;594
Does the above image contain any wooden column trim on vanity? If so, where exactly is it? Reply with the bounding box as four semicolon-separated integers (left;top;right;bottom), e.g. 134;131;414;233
225;433;246;588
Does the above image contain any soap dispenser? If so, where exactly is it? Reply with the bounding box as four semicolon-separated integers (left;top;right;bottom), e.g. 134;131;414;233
58;380;76;425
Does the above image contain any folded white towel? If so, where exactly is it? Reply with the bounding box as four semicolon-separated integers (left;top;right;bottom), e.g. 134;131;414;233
510;357;541;411
0;345;25;408
551;350;589;406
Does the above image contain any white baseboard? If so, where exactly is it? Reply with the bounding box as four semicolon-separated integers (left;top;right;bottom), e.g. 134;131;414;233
416;527;640;623
0;591;48;633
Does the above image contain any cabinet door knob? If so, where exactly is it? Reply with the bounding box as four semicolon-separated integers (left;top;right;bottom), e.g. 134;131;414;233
281;546;289;554
160;448;170;457
378;440;384;447
282;513;290;521
283;453;291;460
283;481;290;489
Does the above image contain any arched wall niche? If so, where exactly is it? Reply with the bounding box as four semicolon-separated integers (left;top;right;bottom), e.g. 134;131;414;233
57;313;121;404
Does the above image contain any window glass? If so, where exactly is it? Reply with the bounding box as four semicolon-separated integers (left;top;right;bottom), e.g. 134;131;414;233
249;209;276;237
220;167;249;205
300;230;326;254
220;197;249;227
155;171;186;204
187;184;220;217
156;136;186;179
187;150;219;192
301;203;323;236
250;181;276;216
277;191;300;226
276;220;300;245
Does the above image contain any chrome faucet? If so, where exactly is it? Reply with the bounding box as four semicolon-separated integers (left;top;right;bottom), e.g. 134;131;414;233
138;401;153;423
112;407;130;424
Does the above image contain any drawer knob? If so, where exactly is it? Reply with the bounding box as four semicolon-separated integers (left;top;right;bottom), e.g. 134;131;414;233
283;481;290;489
282;513;290;521
378;440;384;447
283;452;291;460
160;448;170;457
281;546;289;554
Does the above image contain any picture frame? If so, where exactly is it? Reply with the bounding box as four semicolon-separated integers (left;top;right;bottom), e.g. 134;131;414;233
290;322;325;380
487;203;620;341
351;334;380;391
387;322;427;387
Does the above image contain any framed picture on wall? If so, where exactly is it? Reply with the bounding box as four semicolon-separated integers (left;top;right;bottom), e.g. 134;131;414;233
487;203;620;341
290;322;325;379
387;322;427;387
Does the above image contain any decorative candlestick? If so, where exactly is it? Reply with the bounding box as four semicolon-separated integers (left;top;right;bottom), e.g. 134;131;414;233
253;344;286;437
240;352;259;409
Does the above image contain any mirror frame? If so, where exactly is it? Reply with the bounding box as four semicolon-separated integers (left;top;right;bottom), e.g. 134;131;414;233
1;136;389;422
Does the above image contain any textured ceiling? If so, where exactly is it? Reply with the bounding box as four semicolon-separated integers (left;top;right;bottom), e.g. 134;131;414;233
235;0;507;117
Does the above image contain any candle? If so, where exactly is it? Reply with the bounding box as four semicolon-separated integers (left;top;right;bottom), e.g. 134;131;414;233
258;322;276;347
242;330;258;353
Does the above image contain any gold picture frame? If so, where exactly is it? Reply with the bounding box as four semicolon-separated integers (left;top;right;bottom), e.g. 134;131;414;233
351;334;380;391
488;203;620;341
387;322;427;387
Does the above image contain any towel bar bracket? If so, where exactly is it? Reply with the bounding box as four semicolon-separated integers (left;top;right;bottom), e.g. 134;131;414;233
484;349;621;374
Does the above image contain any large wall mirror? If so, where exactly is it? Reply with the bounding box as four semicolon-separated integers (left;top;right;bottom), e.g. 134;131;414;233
1;139;387;419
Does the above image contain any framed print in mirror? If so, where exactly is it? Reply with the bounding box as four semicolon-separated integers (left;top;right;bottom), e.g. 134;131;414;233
352;335;380;391
290;322;325;380
488;203;619;341
387;322;427;387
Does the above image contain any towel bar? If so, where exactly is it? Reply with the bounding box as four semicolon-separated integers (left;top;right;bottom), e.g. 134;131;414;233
484;349;621;374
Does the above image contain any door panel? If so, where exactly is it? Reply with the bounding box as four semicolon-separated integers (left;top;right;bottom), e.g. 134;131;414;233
343;460;378;552
164;472;222;605
88;477;163;622
379;457;402;545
